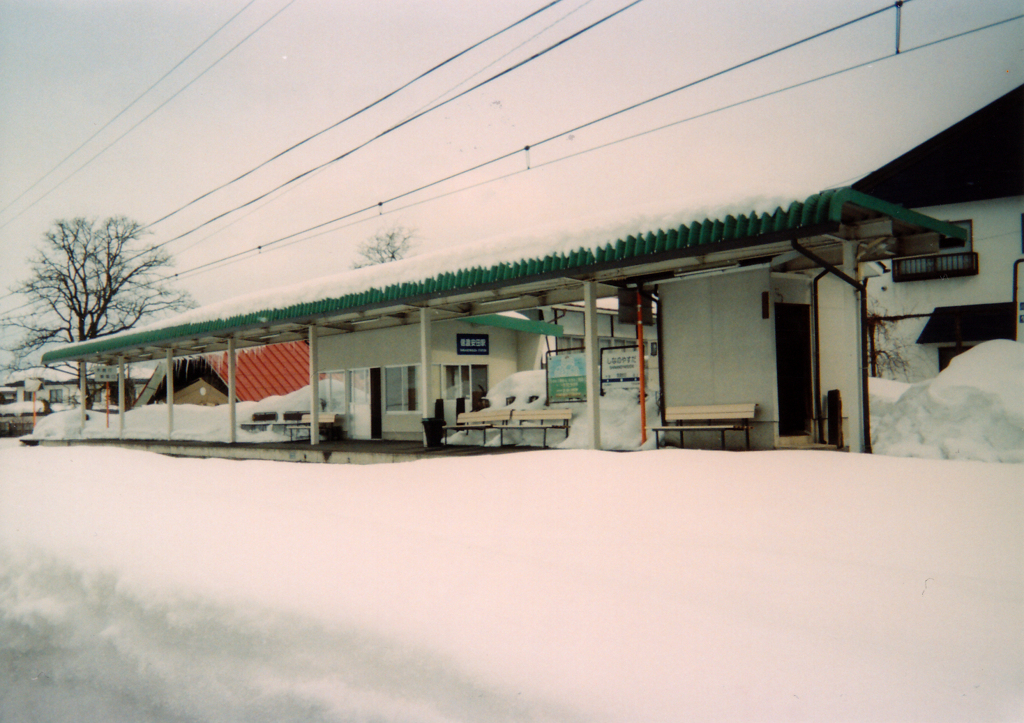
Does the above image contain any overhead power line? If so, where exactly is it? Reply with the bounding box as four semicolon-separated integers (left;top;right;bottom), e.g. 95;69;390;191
143;0;570;232
145;0;649;251
158;11;1022;285
3;10;1018;330
0;0;260;221
0;0;298;233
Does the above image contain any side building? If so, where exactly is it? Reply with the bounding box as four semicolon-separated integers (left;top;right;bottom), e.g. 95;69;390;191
853;84;1023;381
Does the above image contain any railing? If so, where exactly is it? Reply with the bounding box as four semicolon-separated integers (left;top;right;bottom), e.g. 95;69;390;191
892;251;978;282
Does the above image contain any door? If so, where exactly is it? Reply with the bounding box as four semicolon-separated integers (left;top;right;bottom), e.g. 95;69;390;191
775;303;812;436
349;367;383;440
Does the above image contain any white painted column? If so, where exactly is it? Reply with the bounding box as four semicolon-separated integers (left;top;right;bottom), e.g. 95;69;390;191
227;336;237;444
843;242;865;453
166;348;174;440
118;357;126;439
583;281;602;450
309;325;319;446
79;361;87;431
420;306;433;446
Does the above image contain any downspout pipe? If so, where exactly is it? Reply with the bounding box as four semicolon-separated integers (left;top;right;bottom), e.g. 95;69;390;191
1013;258;1024;342
790;239;872;454
811;268;829;444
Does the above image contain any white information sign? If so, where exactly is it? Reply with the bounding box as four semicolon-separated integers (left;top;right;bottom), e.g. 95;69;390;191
93;365;119;383
601;347;640;392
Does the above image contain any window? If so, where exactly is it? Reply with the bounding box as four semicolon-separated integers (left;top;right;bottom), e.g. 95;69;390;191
48;388;64;403
939;220;972;251
319;371;346;413
385;365;418;412
443;364;488;408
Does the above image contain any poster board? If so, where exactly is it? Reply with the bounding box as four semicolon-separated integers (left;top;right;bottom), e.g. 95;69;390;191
547;352;587;401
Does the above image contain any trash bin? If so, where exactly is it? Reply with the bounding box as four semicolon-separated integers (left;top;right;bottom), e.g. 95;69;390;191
421;417;445;447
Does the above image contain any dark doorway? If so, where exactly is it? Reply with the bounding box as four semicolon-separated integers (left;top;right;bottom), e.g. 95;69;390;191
775;303;813;436
370;367;383;439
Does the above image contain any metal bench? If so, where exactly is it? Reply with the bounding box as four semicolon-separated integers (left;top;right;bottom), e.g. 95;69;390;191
443;409;512;445
285;413;344;442
510;408;572;447
652;403;757;450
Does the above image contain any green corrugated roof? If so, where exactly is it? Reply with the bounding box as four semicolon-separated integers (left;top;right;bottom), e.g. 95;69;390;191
40;188;965;364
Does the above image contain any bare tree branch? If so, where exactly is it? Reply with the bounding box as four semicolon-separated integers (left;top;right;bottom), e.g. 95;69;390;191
5;217;194;377
351;225;416;269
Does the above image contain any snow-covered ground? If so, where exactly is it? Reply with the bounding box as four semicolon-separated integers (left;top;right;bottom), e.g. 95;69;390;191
3;341;1023;721
1;441;1020;722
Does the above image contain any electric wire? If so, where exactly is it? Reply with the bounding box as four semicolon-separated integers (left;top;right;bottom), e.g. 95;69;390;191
142;0;569;232
0;0;298;233
1;11;1019;326
158;12;1023;285
0;0;260;221
143;0;649;251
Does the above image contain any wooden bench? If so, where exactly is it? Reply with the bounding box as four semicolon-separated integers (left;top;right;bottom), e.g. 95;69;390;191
652;403;757;450
285;413;344;442
510;408;572;448
443;409;512;445
240;411;278;433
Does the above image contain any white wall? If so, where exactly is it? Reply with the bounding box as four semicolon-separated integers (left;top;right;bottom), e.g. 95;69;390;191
870;195;1024;381
658;265;866;451
658;267;778;449
318;319;523;440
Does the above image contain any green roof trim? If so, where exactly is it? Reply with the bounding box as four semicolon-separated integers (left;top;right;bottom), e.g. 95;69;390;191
40;188;964;364
464;314;564;337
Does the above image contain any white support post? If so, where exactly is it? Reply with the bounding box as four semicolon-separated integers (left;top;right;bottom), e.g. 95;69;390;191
166;348;174;440
309;325;319;446
583;281;602;450
227;336;237;444
79;361;87;432
420;306;433;446
118;357;126;439
843;242;865;453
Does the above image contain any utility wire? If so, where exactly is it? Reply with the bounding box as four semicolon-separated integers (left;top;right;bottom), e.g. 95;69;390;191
0;0;260;221
145;0;649;251
0;0;298;233
400;0;598;122
158;11;1023;285
143;0;569;232
3;11;1019;324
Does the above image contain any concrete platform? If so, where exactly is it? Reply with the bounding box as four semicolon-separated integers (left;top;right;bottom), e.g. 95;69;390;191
25;437;532;465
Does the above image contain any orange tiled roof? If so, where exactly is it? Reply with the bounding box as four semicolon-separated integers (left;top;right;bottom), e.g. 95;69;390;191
207;340;309;402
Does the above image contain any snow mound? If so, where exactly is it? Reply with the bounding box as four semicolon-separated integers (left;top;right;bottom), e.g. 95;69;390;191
872;340;1024;463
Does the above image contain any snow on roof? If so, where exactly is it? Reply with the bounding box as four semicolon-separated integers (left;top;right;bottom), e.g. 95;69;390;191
110;192;811;339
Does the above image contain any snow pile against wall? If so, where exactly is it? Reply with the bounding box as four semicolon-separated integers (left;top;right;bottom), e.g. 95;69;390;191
872;340;1024;463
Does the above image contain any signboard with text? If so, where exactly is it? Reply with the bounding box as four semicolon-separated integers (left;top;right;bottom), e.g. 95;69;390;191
601;346;640;393
93;365;119;383
547;352;587;401
456;333;489;356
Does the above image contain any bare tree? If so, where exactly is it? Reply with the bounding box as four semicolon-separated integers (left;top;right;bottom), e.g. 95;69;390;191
6;216;193;403
351;225;415;268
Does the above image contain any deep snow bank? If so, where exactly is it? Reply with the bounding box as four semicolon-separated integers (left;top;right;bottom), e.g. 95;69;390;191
871;340;1024;463
1;445;1020;722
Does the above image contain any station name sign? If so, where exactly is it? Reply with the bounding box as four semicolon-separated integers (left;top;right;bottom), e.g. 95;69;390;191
457;333;489;356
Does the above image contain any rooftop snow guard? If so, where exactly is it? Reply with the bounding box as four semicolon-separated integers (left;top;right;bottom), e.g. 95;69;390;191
40;188;965;366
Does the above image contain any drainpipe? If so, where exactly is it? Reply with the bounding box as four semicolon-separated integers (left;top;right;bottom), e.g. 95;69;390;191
1012;259;1023;342
790;239;872;454
811;269;828;444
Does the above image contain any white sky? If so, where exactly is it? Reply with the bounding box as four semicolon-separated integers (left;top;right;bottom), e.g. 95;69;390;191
1;0;1021;364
